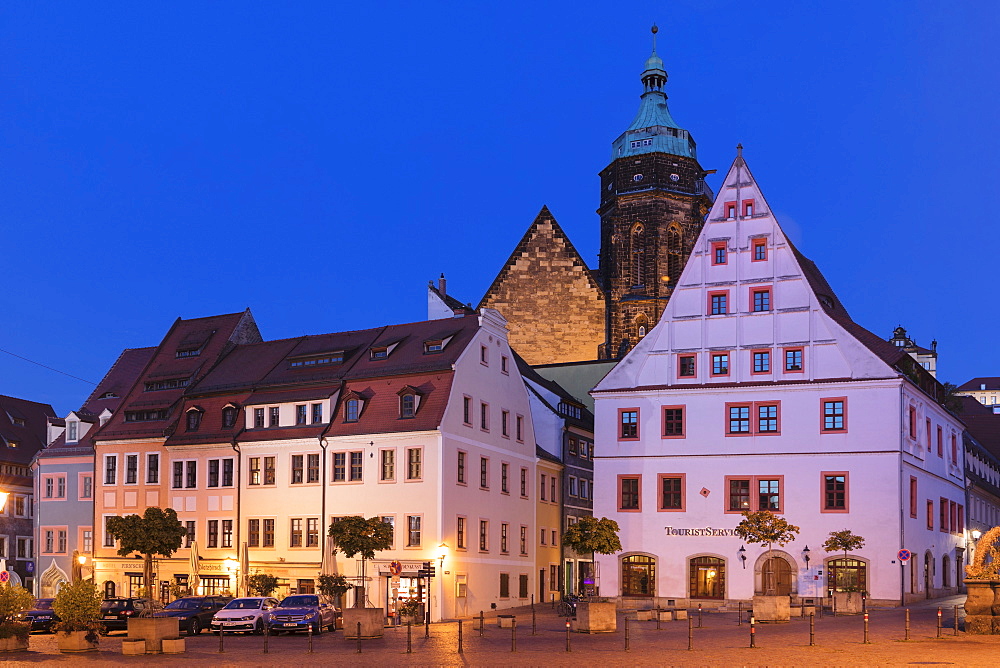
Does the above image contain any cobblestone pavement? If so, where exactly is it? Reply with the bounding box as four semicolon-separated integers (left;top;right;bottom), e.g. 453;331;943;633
2;596;998;666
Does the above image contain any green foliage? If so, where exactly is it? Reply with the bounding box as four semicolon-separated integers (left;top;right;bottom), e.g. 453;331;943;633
105;507;187;560
328;517;394;560
0;583;34;641
169;583;191;600
823;529;865;558
940;382;964;414
246;573;280;597
734;510;801;551
562;517;623;558
52;580;104;637
397;599;420;618
317;574;350;600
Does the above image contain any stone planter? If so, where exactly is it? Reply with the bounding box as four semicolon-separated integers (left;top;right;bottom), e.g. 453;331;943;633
497;614;515;628
0;636;28;652
399;614;421;627
121;638;146;655
752;595;791;622
833;591;863;615
161;637;186;654
343;607;384;639
571;601;616;633
56;630;99;652
964;580;995;634
636;609;654;621
128;617;180;654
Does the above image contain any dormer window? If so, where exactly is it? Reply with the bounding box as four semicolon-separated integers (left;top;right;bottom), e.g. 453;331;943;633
12;418;25;427
67;421;79;443
222;405;238;429
289;352;344;368
145;378;189;392
8;441;18;449
424;340;443;353
175;348;201;359
370;347;388;360
345;399;359;422
400;394;415;418
186;408;203;432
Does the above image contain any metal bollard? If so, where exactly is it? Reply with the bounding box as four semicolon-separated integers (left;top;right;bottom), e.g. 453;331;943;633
954;605;960;636
565;620;571;652
425;611;430;638
531;594;534;611
738;601;742;626
263;619;270;654
809;612;815;646
749;615;756;648
308;623;313;654
863;612;870;644
937;607;942;638
532;608;537;635
407;622;412;653
218;627;224;653
656;608;661;631
357;622;362;654
511;618;517;652
905;608;910;641
458;619;463;654
698;603;703;628
624;616;630;651
687;614;693;650
480;610;485;636
833;596;837;617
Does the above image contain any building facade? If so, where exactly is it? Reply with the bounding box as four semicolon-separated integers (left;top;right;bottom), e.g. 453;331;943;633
956;378;1000;410
591;152;966;607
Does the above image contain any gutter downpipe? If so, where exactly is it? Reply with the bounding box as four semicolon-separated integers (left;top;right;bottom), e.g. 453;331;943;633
231;427;244;595
318;384;340;577
898;378;906;606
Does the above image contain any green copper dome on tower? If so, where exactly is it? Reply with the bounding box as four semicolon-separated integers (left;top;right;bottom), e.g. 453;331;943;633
611;25;696;161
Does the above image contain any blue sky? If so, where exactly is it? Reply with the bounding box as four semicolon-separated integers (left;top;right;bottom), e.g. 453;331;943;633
2;1;997;415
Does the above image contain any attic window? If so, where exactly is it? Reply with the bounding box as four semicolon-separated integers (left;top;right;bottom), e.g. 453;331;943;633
7;441;17;449
124;409;168;422
67;421;79;443
558;402;582;420
424;340;443;353
630;139;653;149
12;418;25;427
175;348;201;359
345;399;360;422
289;352;343;368
400;394;415;418
222;406;238;428
186;409;202;432
99;392;118;399
145;378;189;392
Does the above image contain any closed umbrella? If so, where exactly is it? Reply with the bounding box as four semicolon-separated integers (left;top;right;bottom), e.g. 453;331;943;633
188;542;200;595
240;542;250;595
320;541;335;577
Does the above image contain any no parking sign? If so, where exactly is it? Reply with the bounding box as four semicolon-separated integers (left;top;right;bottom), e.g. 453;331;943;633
898;549;912;563
0;571;9;583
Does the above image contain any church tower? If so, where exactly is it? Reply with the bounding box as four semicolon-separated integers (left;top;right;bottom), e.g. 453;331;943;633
599;26;713;358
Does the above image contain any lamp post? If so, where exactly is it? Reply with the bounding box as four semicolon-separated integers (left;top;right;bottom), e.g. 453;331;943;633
436;543;448;621
803;546;811;567
72;551;88;583
738;545;747;569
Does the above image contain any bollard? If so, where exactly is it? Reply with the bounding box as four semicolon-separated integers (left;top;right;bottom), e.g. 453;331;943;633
937;607;942;638
749;615;756;649
698;603;703;628
357;622;362;654
511;618;517;652
954;605;960;636
426;611;430;638
531;594;535;611
905;608;910;641
308;623;314;654
263;621;270;654
480;610;485;636
566;620;571;652
809;612;815;646
458;619;463;654
863;612;870;644
833;596;837;617
656;608;661;631
738;601;742;626
625;616;630;651
532;608;537;635
218;627;224;653
687;614;693;651
407;622;412;653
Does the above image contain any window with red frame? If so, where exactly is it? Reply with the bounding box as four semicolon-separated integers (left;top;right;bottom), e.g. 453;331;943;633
662;407;684;437
711;353;729;376
927;500;934;529
620;410;638;439
725;202;736;219
909;407;916;438
752;350;770;373
822;399;846;431
728;404;750;434
937;426;943;457
784;348;803;372
678;354;696;377
951;434;957;462
619;477;640;511
753;239;767;261
939;498;948;532
757;404;779;433
950;501;958;533
909;477;917;518
958;505;964;534
752;289;771;312
710;292;727;315
823;474;847;511
712;242;727;265
925;418;931;450
743;199;754;217
660;476;683;510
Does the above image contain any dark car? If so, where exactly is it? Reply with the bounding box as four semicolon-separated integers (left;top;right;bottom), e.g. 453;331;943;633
20;598;59;633
100;598;162;633
155;596;232;636
268;595;338;634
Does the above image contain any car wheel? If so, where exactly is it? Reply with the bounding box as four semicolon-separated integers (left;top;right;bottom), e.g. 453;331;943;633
188;619;200;636
254;619;264;635
312;621;321;635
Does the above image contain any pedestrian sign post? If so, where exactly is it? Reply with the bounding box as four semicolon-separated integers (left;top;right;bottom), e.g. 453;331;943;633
898;549;911;563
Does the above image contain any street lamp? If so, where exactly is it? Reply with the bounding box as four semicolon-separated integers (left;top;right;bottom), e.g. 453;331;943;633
738;545;747;569
803;545;811;567
972;529;982;541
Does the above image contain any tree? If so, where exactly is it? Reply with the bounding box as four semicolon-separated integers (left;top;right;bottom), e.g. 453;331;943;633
562;517;623;594
106;507;187;597
0;582;34;640
246;573;280;597
734;510;801;595
52;579;103;637
328;516;393;607
317;574;350;608
823;529;865;560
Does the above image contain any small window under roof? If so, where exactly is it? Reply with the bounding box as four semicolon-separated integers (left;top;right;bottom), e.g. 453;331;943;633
289;351;344;368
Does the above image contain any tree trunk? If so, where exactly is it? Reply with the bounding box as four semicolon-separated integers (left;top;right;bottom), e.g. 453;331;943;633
144;554;154;600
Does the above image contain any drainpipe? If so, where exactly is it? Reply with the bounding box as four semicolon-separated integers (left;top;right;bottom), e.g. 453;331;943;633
898;380;906;605
318;387;338;576
231;427;244;595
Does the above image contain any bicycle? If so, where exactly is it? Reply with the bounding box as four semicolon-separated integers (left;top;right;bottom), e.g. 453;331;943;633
557;595;581;617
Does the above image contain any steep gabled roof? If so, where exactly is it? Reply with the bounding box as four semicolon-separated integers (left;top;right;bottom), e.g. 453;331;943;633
959;377;1000;392
0;394;56;465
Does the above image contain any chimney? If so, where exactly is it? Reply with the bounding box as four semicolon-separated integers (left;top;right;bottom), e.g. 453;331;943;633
438;273;446;296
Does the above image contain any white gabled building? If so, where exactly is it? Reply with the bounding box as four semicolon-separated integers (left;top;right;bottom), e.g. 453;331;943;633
591;150;966;607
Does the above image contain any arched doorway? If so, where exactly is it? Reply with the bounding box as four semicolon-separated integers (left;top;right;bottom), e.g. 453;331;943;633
827;558;867;595
761;557;792;595
689;556;725;600
621;554;655;597
924;552;932;599
39;561;69;598
104;580;116;598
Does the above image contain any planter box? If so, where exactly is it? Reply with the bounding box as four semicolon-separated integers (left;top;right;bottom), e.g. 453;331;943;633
753;595;791;623
672;609;688;621
572;601;616;633
0;636;28;652
497;615;515;628
964;580;995;634
128;617;180;654
121;638;146;656
399;614;421;627
343;607;384;639
636;610;654;621
56;630;99;652
832;592;863;615
161;637;186;654
655;610;673;622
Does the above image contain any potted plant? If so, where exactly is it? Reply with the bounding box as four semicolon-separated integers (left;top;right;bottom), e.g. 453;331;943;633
51;579;103;652
735;510;801;622
396;599;421;625
965;526;1000;634
0;582;33;652
106;507;188;652
328;516;393;638
823;529;866;614
318;574;350;628
562;517;622;633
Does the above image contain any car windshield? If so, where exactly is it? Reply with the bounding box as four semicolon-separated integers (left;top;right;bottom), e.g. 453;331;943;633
34;600;54;610
101;600;131;611
279;596;318;608
164;599;202;610
224;599;263;610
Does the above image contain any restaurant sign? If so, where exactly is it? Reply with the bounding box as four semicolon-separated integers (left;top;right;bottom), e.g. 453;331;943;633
664;526;738;537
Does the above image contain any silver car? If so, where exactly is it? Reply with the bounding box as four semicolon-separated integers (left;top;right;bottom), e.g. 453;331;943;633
210;597;280;634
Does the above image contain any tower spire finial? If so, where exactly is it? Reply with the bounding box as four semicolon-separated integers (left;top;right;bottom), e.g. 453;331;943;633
651;23;658;53
736;143;743;157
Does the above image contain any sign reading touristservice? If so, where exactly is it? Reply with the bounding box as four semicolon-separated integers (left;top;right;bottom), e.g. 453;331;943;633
664;526;738;537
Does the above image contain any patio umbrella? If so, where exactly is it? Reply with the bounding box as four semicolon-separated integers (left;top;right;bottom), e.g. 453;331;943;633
240;542;249;595
188;542;200;595
320;541;335;576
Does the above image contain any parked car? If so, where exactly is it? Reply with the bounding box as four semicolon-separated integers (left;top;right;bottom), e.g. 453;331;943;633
210;597;280;634
100;598;163;633
155;596;232;636
20;598;59;632
268;595;338;634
